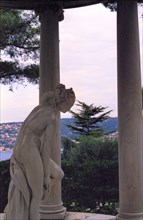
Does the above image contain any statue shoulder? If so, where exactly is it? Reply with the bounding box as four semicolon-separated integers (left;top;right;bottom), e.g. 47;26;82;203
44;108;57;122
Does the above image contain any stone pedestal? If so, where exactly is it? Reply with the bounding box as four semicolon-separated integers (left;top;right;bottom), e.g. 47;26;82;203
38;6;66;220
116;1;143;220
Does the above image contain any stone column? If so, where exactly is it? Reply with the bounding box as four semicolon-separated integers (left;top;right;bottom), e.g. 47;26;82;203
39;6;60;97
38;5;66;220
116;1;143;220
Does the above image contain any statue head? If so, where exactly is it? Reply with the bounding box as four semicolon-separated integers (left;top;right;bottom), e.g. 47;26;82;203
56;84;76;113
41;84;75;113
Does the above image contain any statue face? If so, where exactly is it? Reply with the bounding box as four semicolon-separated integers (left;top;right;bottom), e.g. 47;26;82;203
59;98;75;113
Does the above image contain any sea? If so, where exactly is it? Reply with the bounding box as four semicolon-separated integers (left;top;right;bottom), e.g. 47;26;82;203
0;151;13;161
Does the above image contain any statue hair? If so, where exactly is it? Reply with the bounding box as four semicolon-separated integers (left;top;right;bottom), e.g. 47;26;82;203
41;84;75;107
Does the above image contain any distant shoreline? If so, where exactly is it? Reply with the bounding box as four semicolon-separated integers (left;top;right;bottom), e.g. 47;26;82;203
0;118;118;153
0;151;12;161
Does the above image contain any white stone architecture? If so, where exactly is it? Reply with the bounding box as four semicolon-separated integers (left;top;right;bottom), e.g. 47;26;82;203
116;1;143;220
0;1;143;220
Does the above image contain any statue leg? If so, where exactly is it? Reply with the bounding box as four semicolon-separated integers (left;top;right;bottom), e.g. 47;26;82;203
23;147;44;220
50;159;64;186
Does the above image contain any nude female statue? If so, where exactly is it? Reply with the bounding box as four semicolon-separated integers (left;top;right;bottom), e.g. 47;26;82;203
4;84;75;220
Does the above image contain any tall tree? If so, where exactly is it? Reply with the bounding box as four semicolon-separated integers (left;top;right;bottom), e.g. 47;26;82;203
0;9;40;59
102;0;117;11
67;101;112;137
0;9;40;87
102;0;143;11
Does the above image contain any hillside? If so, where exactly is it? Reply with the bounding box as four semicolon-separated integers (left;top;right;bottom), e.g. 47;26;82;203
0;117;118;149
61;117;118;137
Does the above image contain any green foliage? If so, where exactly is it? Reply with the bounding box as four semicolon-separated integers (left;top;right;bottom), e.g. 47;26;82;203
0;9;40;59
102;1;117;11
0;160;10;213
0;61;39;87
61;136;76;160
0;9;40;86
68;101;112;137
62;137;119;215
98;202;119;215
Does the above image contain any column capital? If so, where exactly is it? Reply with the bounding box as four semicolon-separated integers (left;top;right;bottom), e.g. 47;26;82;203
35;3;64;22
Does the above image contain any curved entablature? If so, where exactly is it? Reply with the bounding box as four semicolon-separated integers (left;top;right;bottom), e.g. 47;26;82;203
0;0;105;10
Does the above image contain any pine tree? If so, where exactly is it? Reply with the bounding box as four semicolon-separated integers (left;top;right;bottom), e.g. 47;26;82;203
67;101;112;137
0;9;40;87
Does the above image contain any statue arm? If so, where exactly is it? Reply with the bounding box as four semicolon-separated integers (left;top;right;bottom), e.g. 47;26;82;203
40;122;55;195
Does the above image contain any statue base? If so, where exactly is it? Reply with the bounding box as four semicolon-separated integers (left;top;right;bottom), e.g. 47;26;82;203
40;203;66;220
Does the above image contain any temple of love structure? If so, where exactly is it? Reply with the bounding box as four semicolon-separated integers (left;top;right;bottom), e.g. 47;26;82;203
0;1;143;220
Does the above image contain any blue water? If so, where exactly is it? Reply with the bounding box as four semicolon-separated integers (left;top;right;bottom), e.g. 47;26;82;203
0;151;13;161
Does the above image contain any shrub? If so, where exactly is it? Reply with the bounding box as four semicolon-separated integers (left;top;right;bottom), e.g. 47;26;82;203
0;160;10;213
62;137;119;215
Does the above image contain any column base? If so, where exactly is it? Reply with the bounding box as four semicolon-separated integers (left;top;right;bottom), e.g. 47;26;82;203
40;203;66;220
116;211;143;220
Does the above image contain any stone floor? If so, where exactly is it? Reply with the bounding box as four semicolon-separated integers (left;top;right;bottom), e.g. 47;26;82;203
65;212;116;220
0;212;116;220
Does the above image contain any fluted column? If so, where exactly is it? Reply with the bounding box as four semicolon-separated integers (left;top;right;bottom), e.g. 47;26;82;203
116;1;143;220
38;5;66;220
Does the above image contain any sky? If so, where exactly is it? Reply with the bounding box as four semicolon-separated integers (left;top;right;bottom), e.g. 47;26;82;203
1;4;143;123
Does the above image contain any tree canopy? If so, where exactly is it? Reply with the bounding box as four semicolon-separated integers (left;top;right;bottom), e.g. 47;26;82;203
0;9;39;59
0;9;40;87
62;136;119;214
0;61;39;88
67;101;112;137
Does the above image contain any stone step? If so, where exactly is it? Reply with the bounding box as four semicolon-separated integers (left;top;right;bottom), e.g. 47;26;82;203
0;212;115;220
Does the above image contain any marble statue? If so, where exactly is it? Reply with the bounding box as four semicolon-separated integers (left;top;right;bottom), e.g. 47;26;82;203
4;84;76;220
